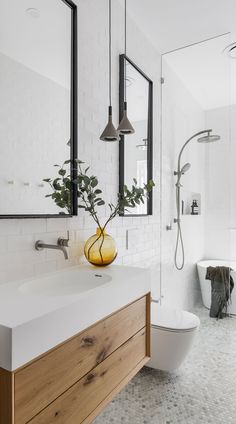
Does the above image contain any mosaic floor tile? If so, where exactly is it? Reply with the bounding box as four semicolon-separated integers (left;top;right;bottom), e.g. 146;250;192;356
94;305;236;424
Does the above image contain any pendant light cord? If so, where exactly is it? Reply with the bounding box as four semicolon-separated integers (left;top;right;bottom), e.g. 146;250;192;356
124;0;127;103
109;0;112;107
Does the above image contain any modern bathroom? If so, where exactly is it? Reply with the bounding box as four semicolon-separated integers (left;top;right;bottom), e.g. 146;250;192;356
0;0;235;423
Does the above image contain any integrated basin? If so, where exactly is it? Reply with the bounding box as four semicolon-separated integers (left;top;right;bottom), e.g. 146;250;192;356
19;269;111;296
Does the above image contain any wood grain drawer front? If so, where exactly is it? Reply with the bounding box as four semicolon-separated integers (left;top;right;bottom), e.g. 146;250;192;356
15;296;146;424
29;328;146;424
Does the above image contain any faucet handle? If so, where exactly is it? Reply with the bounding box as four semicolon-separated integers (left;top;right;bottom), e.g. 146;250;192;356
58;231;70;247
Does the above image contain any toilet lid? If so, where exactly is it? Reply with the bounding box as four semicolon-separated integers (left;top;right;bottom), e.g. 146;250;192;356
151;304;200;331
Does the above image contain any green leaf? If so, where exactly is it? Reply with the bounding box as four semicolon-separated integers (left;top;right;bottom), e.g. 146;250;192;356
59;169;66;176
83;175;90;185
43;178;51;183
90;178;98;188
53;181;61;190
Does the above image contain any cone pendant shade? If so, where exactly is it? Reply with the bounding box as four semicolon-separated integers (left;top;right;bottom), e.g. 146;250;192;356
100;106;119;142
117;102;135;135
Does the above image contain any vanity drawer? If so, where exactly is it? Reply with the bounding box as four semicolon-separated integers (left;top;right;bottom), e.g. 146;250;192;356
28;328;146;424
15;296;147;424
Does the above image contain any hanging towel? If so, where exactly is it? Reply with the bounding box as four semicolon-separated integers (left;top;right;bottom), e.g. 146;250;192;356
205;266;234;319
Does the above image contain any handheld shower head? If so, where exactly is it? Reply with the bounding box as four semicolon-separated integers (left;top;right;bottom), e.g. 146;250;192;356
180;163;191;174
175;163;191;187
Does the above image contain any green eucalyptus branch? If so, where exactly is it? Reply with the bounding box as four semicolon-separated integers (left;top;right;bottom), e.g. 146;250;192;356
43;159;155;228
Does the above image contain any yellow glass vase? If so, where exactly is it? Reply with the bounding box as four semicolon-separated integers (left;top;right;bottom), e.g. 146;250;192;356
84;228;117;267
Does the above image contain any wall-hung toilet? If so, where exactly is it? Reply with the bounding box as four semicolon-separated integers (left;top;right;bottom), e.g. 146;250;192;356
147;303;200;372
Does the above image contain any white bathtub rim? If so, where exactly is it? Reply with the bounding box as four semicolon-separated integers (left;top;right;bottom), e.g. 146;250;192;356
197;259;236;271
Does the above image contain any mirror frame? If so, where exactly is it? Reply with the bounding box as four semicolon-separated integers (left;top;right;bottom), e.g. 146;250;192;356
119;54;153;217
0;0;78;219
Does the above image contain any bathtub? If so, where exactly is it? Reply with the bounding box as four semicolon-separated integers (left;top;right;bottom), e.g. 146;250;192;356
197;260;236;315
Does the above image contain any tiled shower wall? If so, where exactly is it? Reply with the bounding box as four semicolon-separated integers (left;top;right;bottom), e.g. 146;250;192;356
0;0;161;291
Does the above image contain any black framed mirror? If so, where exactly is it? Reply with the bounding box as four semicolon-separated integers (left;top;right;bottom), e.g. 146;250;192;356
0;0;77;218
119;54;153;216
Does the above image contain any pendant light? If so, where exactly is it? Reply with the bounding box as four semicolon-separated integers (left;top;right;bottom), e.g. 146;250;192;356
117;0;135;135
100;0;119;142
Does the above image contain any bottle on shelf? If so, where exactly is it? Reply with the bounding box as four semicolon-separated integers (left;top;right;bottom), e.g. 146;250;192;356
191;199;199;215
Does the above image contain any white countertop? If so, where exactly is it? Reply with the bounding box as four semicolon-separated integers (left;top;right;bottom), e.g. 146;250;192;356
0;264;150;371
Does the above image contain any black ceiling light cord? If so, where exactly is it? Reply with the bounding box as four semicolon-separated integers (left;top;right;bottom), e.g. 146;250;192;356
117;0;135;135
100;0;119;142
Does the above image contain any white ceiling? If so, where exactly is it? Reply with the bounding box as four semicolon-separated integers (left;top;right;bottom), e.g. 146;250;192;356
126;0;236;54
163;34;236;110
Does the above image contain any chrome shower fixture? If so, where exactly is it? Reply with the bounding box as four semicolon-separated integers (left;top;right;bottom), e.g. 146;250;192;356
197;133;221;143
174;129;220;270
181;163;191;173
174;163;191;187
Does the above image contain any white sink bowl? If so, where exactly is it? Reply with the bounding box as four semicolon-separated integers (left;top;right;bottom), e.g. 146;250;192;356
19;269;111;296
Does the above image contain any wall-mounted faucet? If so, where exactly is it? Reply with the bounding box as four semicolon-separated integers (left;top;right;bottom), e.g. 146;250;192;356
35;231;70;260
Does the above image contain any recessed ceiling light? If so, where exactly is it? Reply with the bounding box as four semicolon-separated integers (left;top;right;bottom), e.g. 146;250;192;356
228;46;236;59
25;8;40;19
223;42;236;59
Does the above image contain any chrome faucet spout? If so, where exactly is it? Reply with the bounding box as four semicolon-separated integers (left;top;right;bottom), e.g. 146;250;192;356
35;235;70;260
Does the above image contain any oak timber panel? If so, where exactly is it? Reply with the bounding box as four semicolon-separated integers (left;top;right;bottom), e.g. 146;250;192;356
15;296;146;424
0;367;14;424
82;357;149;424
28;328;146;424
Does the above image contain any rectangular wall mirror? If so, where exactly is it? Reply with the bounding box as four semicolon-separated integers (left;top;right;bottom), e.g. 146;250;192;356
119;54;153;216
0;0;77;218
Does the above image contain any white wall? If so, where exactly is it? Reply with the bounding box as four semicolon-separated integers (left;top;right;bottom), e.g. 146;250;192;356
0;0;161;294
205;105;233;260
161;60;205;310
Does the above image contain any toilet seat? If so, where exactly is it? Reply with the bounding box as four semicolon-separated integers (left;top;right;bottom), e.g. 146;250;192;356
151;303;200;333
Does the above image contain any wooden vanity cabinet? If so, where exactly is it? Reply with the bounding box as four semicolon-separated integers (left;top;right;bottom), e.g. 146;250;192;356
0;293;151;424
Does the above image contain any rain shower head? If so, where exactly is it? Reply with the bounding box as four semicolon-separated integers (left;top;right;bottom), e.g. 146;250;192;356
197;132;220;143
181;163;191;174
